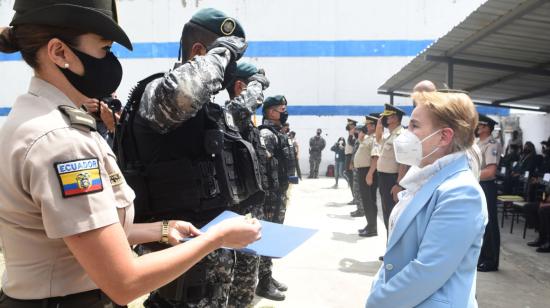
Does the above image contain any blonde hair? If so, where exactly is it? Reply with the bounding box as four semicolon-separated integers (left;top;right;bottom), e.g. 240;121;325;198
412;91;478;153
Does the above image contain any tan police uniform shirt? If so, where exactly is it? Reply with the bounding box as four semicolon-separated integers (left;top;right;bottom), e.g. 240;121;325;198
353;133;381;168
377;125;403;173
477;136;502;181
0;77;135;299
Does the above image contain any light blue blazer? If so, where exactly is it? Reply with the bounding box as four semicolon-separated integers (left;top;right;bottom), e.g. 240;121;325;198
366;154;488;308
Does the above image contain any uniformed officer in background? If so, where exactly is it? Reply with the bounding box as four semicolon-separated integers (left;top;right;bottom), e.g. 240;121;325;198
308;128;326;178
476;114;502;272
376;104;409;232
225;61;270;307
115;8;258;308
350;126;365;217
357;114;381;237
345;119;358;204
256;95;298;301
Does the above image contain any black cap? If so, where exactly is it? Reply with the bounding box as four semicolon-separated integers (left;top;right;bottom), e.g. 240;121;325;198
380;103;406;117
478;114;498;128
10;0;132;50
263;95;287;109
190;8;245;39
347;118;358;126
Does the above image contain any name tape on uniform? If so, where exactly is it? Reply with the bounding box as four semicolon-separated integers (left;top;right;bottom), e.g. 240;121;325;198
54;158;103;198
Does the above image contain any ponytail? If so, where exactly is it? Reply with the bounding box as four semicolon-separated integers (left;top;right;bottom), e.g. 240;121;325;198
0;27;19;53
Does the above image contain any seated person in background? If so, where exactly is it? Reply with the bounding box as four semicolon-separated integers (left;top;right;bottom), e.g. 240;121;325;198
527;184;550;253
503;141;537;195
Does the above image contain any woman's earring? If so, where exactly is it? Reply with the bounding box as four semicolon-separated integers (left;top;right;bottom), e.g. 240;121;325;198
63;63;69;69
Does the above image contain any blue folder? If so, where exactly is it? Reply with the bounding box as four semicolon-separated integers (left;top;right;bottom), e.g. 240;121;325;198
198;211;317;258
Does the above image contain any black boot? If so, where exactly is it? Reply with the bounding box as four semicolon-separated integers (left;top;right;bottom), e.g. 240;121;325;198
536;242;550;253
527;236;543;247
255;277;285;301
271;277;288;291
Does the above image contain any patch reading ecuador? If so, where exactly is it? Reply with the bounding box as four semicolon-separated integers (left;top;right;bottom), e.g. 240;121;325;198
54;158;103;198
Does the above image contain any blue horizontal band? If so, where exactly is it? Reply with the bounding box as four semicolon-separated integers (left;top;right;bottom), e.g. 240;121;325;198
0;105;509;117
0;40;433;61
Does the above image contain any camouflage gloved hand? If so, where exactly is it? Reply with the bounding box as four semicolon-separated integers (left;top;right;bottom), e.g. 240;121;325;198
248;72;270;90
208;36;248;62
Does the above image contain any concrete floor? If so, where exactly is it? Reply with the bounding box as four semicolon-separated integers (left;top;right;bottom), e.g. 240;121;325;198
1;177;550;307
251;177;550;308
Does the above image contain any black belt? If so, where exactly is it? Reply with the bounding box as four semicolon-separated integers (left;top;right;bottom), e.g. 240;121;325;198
0;289;125;308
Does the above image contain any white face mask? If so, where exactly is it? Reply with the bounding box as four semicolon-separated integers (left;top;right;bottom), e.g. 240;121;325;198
394;129;442;166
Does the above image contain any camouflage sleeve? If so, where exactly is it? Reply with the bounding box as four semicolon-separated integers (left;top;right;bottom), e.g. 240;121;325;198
138;47;231;134
260;128;278;158
225;80;264;129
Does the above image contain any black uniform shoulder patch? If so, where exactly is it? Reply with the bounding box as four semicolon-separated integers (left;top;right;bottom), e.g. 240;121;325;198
58;105;97;132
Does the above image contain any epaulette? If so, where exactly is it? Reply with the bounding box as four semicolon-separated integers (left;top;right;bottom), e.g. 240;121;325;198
58;105;97;132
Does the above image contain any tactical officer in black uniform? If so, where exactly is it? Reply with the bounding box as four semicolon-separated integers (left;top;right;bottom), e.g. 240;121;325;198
255;96;298;301
116;8;262;308
476;114;502;272
224;62;270;307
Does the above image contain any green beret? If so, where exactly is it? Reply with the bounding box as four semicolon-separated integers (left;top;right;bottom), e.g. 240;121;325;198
263;95;287;109
190;8;245;39
235;62;258;80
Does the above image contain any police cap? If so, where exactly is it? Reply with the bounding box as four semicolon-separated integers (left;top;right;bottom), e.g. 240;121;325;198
10;0;132;50
365;113;379;124
380;103;406;117
356;124;368;133
190;8;245;39
235;62;258;80
478;114;498;128
347;118;358;126
263;95;287;109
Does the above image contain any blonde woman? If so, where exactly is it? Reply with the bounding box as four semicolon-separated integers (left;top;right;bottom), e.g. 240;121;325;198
366;91;487;308
0;1;260;307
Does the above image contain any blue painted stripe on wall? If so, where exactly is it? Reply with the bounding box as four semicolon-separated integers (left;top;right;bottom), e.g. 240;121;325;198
0;105;510;117
0;40;433;61
0;107;10;116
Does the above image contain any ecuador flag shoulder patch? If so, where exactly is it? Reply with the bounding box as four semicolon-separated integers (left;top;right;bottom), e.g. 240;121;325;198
54;158;103;198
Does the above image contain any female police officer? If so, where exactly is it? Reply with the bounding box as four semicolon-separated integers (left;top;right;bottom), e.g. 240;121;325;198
0;1;260;307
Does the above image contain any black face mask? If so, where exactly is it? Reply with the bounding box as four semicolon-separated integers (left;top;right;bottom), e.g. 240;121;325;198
353;132;359;139
59;46;123;99
382;117;389;128
275;110;288;124
474;128;480;138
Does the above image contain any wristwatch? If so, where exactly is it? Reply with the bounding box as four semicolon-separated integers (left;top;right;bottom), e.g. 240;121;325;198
160;220;169;244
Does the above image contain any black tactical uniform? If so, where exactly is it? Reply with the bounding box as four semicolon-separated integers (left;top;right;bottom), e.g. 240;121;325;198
224;62;270;308
115;9;261;308
256;96;298;301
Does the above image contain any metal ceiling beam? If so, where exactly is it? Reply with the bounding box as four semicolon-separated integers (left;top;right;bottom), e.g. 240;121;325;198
386;0;547;92
465;61;550;92
425;55;550;77
475;102;550;113
493;89;550;104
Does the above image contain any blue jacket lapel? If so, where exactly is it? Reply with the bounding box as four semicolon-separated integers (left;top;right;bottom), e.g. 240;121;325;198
386;155;470;252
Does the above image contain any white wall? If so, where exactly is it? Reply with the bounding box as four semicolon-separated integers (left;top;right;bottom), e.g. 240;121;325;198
8;0;548;172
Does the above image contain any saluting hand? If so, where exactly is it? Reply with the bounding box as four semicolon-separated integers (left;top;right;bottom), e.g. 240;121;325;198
167;221;202;246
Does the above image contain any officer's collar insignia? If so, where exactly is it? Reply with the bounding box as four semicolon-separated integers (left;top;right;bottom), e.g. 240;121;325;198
54;158;104;198
221;18;236;35
58;105;97;132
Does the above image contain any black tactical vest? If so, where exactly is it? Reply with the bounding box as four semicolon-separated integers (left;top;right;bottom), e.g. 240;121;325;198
115;73;262;223
259;124;297;192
